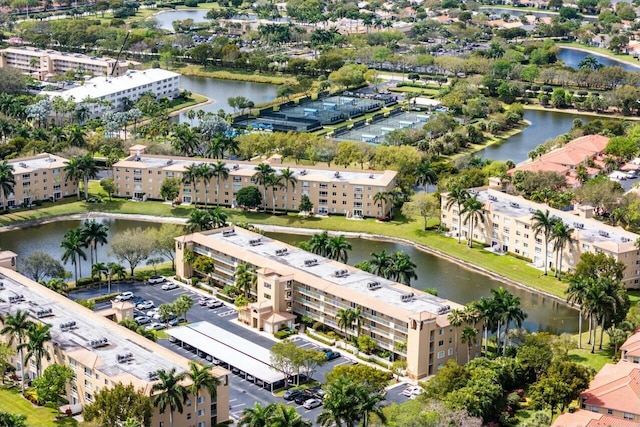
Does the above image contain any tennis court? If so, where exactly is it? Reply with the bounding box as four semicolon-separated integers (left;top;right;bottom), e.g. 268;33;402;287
334;111;431;144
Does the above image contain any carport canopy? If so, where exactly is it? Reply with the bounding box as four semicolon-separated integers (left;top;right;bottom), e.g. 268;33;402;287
166;323;286;386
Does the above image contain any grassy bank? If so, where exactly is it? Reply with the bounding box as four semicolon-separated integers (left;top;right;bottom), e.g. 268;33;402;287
448;119;531;162
0;387;77;427
522;104;640;121
167;64;296;85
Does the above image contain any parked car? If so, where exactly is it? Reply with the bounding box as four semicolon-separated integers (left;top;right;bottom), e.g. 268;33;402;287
325;350;341;361
134;316;151;325
207;299;224;309
161;282;179;291
168;336;178;343
145;322;166;331
167;317;186;326
294;393;314;405
132;297;145;305
199;297;213;306
283;390;303;401
136;300;155;310
402;385;423;397
148;275;165;284
115;292;134;301
303;398;322;409
146;308;160;317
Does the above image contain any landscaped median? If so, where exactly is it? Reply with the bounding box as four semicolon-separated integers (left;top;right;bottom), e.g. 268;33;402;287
0;190;570;302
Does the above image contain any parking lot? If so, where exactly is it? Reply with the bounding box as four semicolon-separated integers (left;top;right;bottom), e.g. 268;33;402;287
70;280;411;424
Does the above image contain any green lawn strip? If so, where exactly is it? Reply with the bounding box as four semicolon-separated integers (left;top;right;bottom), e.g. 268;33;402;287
389;86;440;96
0;387;77;427
167;64;295;85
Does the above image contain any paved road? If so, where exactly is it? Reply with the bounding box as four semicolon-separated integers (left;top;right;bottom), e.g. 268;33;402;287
70;280;411;424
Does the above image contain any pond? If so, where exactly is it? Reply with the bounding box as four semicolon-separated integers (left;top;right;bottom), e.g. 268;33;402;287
152;9;210;31
557;46;640;71
178;75;279;121
478;109;594;164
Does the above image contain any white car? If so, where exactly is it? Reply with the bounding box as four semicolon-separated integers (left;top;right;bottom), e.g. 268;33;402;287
402;386;423;397
115;292;134;301
148;275;165;284
303;398;322;409
146;308;160;317
161;282;179;291
136;300;155;310
145;322;166;331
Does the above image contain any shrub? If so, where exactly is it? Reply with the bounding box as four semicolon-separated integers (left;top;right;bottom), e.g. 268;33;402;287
184;0;199;5
274;329;295;339
312;321;324;332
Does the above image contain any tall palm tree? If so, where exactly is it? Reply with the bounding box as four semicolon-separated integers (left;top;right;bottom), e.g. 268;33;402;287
317;377;358;427
461;326;478;363
182;163;201;206
77;154;98;201
500;292;527;354
279;167;297;214
461;195;484;248
64;156;83;200
447;308;465;364
61;227;87;284
186;362;220;426
328;235;352;263
567;276;589;349
415;160;437;191
210;207;228;228
92;262;108;293
308;231;330;257
391;252;418;286
551;221;575;280
337;308;353;338
489;287;510;353
0;310;32;393
81;219;109;265
66;124;86;147
0;161;15;210
369;249;393;279
373;191;389;218
211;161;229;207
21;322;52;378
355;386;386;427
254;163;274;212
235;263;257;299
471;297;495;355
238;402;276;427
198;163;215;208
445;186;470;244
150;368;188;427
187;209;213;233
270;403;312;427
267;173;284;214
532;210;557;275
106;262;125;294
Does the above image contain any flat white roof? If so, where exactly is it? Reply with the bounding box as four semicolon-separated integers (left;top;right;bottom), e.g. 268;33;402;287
8;153;67;173
39;69;180;102
166;322;285;384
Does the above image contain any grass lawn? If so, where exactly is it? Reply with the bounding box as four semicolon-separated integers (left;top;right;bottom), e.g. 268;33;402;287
0;387;77;427
167;64;295;85
389;86;440;96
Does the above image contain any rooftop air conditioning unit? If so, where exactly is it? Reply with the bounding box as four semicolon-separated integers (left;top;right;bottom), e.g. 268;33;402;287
222;230;236;237
36;308;53;318
304;259;318;267
275;248;289;256
249;238;262;246
334;171;340;178
334;269;349;278
436;305;451;315
233;164;240;170
300;169;307;176
401;292;415;303
367;281;382;290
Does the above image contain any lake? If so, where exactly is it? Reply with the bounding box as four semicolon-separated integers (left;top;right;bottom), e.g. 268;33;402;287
557;46;640;71
152;9;210;31
0;218;578;333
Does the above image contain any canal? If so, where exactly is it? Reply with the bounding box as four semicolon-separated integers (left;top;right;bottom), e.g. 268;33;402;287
0;218;579;334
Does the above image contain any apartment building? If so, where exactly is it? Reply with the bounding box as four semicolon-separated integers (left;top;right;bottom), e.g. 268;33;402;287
40;69;180;118
440;180;640;289
175;227;481;379
553;330;640;427
509;135;610;187
1;153;77;209
0;252;230;427
112;147;397;218
0;47;140;80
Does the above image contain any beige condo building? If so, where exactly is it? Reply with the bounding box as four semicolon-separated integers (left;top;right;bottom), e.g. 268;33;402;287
175;227;482;380
0;46;140;80
112;146;397;218
440;179;640;289
0;252;230;427
1;153;77;209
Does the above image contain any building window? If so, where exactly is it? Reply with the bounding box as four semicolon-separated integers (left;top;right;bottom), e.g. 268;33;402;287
197;409;205;416
438;340;444;346
624;413;634;420
84;367;92;377
447;348;453;356
437;351;445;359
264;294;271;300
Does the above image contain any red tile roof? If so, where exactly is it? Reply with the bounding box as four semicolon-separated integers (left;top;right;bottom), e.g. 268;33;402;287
553;410;640;427
581;363;640;415
622;330;640;360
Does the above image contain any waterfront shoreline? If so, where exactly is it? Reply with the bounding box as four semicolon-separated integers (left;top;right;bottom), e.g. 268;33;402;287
0;212;574;309
557;43;640;69
523;104;640;121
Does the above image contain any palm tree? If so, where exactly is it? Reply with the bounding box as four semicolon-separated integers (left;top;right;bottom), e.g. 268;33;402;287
254;163;274;212
328;235;352;263
150;368;188;427
567;276;589;349
186;362;220;426
21;322;52;379
550;221;575;280
235;263;257;299
92;262;108;293
210;207;228;228
532;210;556;275
187;209;213;233
61;227;87;284
337;308;353;338
81;219;109;265
489;287;510;353
447;308;465;364
0;310;32;393
445;186;470;244
106;262;125;294
0;161;15;210
373;191;389;218
355;386;386;427
271;404;312;427
182;163;201;206
369;249;393;279
238;402;276;427
317;377;358;427
461;195;484;248
391;252;418;286
279;168;297;214
267;173;284;214
500;292;527;354
64;156;83;200
211;161;229;207
415;160;437;191
472;297;495;355
308;231;330;257
198;163;215;208
78;154;98;201
66;124;86;147
461;326;478;363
